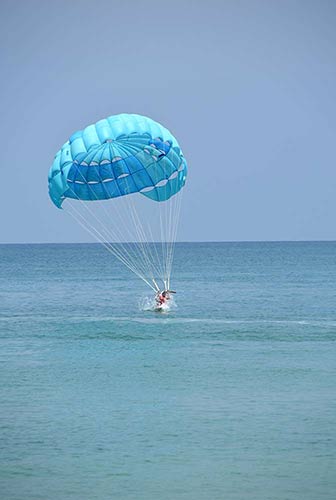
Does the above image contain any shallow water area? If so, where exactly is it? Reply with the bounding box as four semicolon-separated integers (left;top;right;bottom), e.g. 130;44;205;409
1;242;336;500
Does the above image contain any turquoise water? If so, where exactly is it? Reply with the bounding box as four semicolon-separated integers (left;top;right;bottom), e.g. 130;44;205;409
1;242;335;500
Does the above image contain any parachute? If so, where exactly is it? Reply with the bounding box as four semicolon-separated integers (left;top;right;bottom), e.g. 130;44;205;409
48;113;188;291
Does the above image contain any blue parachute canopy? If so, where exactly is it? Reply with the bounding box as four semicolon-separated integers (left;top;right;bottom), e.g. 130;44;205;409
48;113;187;208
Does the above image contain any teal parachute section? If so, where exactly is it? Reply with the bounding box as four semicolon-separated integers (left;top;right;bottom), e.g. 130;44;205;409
48;113;187;208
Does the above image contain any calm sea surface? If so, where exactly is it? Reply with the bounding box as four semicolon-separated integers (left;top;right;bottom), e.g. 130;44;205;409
1;242;335;500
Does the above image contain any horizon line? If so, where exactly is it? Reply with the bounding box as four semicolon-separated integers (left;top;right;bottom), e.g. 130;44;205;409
1;239;336;245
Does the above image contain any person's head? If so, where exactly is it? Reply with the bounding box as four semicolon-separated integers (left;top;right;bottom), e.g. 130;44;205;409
162;291;166;297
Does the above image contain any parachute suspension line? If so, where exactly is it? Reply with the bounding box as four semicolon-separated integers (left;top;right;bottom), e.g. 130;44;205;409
166;179;175;286
126;195;159;276
159;196;169;288
66;190;159;291
65;174;159;291
167;187;184;288
126;193;166;287
65;197;154;289
66;194;152;287
66;200;156;291
159;204;166;286
95;196;157;285
145;217;166;288
64;156;184;293
166;196;173;287
164;192;172;287
66;203;135;278
68;169;160;288
88;164;167;287
84;168;157;282
66;191;171;292
168;189;183;288
158;180;184;291
159;181;171;288
159;203;165;283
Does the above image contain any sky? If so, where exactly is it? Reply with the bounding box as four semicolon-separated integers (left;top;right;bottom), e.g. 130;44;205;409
1;0;336;243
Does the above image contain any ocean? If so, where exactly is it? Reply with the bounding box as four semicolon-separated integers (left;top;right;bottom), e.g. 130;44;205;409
1;242;335;500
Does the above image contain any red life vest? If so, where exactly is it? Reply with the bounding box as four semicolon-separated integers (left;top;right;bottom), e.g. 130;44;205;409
158;294;165;304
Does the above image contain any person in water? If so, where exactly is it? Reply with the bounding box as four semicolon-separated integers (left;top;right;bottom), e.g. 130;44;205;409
156;290;168;306
155;290;176;307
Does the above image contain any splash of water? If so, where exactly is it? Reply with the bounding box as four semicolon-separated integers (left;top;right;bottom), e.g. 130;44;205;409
138;295;177;313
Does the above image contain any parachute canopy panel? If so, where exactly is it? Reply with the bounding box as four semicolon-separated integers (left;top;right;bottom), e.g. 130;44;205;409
48;114;187;208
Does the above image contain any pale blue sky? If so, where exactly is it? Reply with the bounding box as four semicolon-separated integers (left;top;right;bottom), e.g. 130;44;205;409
1;0;335;243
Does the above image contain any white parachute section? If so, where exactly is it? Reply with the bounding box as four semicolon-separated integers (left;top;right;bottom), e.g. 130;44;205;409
64;186;183;293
